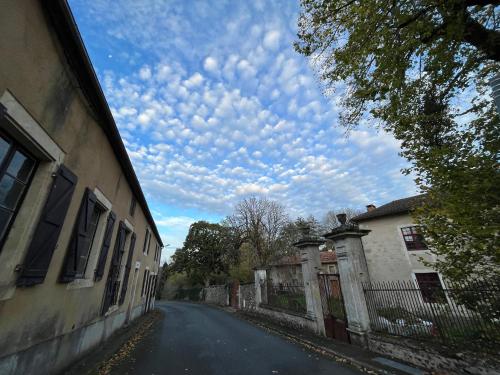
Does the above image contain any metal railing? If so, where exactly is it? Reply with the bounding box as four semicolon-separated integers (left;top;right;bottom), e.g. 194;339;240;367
266;281;307;314
363;280;500;351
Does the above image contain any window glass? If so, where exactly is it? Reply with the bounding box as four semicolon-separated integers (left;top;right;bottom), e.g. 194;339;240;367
0;136;10;165
415;272;445;303
0;175;24;209
7;150;35;182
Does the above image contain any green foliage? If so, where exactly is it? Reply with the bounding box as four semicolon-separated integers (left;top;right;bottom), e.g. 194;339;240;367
295;0;500;282
228;243;255;283
171;221;232;286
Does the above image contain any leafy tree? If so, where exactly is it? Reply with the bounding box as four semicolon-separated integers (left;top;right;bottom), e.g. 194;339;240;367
171;221;230;286
156;261;169;299
295;0;500;282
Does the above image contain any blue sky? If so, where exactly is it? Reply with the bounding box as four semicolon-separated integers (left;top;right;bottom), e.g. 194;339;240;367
69;0;417;262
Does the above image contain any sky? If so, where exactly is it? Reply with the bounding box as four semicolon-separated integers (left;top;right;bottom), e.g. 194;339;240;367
68;0;417;262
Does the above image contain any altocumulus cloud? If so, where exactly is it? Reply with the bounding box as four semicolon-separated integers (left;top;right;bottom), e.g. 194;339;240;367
69;0;417;260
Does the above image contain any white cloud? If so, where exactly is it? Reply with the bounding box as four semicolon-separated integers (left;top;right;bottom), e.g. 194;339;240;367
139;66;152;80
203;56;218;73
263;30;281;50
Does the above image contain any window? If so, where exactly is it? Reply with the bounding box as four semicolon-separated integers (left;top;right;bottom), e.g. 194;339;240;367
143;228;151;255
401;226;427;250
60;188;108;282
415;272;445;303
129;196;136;217
77;202;105;278
0;131;37;251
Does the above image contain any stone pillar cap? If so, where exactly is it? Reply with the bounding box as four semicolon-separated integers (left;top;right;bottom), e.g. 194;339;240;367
293;238;325;248
323;224;370;240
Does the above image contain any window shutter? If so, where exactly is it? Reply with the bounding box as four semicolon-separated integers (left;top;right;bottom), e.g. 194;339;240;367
17;165;77;286
59;188;97;282
94;211;116;281
119;232;136;305
101;221;126;314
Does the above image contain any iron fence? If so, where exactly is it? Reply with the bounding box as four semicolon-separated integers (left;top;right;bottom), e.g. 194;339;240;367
266;281;307;314
363;280;500;351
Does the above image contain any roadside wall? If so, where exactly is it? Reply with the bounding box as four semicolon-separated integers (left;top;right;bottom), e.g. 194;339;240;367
204;285;228;306
251;305;318;333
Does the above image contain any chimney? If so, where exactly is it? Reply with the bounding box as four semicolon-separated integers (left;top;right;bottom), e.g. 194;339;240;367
366;204;376;212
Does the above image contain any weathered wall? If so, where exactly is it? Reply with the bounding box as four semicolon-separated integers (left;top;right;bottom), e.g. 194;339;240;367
368;334;500;375
0;1;161;372
239;283;256;310
204;285;228;306
253;305;318;333
357;214;437;282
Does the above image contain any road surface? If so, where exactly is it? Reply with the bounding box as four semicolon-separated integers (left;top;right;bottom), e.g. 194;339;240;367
109;301;363;375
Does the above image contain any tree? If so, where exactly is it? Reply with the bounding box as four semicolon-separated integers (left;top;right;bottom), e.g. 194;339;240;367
156;261;169;299
228;197;289;266
295;1;500;282
171;221;230;286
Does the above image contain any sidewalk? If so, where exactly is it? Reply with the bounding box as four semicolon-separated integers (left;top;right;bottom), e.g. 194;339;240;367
61;309;163;375
235;309;426;375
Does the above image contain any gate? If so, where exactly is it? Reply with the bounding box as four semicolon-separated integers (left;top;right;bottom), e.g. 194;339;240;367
230;279;240;308
318;273;350;343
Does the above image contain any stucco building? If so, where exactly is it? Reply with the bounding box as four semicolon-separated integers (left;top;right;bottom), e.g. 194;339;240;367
0;1;163;374
352;195;444;292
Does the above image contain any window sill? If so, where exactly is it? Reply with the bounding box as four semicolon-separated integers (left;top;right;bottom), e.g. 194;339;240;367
66;278;94;290
105;305;119;317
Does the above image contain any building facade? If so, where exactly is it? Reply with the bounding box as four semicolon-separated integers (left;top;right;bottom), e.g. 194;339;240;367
0;1;162;374
352;195;444;291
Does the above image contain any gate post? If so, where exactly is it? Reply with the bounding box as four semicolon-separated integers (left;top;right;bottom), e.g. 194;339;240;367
324;215;371;348
254;268;267;306
295;227;326;336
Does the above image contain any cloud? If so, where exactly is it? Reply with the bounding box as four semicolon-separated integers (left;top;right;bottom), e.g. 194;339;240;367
203;56;218;73
70;0;417;247
263;30;281;50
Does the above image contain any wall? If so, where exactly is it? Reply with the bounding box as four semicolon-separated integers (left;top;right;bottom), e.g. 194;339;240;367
204;285;228;306
252;305;318;333
0;1;161;372
357;214;436;282
368;334;500;375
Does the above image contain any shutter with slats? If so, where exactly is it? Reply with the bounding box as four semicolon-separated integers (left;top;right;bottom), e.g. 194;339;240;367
118;232;136;305
17;165;77;286
59;188;97;282
101;221;126;314
94;211;116;281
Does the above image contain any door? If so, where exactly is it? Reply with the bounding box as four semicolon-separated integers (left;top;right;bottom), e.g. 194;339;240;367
318;273;350;343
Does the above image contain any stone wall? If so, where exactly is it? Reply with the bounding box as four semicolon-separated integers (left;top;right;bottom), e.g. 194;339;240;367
368;333;500;375
204;285;228;306
251;305;318;333
239;283;256;310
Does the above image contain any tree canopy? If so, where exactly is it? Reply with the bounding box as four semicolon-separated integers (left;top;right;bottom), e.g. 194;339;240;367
295;0;500;282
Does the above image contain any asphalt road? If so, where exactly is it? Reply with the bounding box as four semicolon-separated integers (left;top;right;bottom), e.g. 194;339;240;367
109;301;363;375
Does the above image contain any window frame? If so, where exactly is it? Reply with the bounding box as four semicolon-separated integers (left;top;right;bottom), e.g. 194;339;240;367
0;128;38;253
400;225;427;251
129;196;136;217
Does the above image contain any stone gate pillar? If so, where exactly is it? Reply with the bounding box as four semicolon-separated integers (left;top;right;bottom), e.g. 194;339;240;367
324;214;371;347
254;268;267;306
295;228;326;336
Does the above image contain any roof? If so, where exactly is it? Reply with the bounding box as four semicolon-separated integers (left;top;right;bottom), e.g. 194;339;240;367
352;194;425;223
41;1;163;245
269;251;337;267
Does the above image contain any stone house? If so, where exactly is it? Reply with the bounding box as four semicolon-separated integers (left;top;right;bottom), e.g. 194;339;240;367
0;1;163;374
352;194;444;295
267;251;338;285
